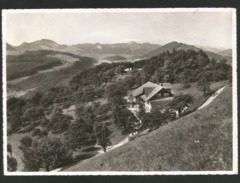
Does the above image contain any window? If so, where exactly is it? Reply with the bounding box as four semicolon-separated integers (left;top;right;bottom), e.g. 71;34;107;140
164;93;169;97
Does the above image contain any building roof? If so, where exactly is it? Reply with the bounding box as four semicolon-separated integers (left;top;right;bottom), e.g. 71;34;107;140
130;81;159;97
143;87;155;97
129;81;172;102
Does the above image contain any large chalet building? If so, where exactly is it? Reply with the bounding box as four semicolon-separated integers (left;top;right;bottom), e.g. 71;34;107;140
128;81;174;113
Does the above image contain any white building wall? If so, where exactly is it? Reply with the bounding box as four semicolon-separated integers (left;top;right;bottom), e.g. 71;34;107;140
144;102;152;113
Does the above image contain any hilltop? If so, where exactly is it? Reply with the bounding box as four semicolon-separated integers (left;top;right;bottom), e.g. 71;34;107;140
65;85;232;171
141;41;232;63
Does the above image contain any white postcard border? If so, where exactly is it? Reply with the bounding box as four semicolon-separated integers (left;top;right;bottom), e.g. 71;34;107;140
2;8;238;175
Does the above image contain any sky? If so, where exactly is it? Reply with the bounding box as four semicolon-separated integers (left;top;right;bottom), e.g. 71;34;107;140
4;10;233;49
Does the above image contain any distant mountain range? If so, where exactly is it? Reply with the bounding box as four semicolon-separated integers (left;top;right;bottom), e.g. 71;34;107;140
6;39;160;59
141;41;232;63
6;39;232;63
217;49;232;57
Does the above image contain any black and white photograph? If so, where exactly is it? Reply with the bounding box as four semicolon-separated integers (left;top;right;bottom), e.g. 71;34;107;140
2;8;237;175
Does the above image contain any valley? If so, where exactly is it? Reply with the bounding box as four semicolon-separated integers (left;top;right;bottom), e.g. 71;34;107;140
6;39;233;172
7;51;97;98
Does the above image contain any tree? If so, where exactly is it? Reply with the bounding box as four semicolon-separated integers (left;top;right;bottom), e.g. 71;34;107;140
197;76;211;95
8;156;18;172
19;136;73;171
30;92;42;106
31;128;48;138
7;97;26;133
112;106;137;133
22;107;45;122
65;119;96;150
105;83;126;108
168;94;194;114
94;123;111;152
81;85;96;103
48;107;73;134
7;144;12;156
182;69;191;88
137;102;146;120
141;110;168;131
75;104;97;127
19;136;33;149
115;65;126;75
7;144;18;171
96;103;111;121
121;76;136;90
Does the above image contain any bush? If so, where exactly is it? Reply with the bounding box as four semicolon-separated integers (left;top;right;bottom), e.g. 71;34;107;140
19;136;73;171
7;156;18;171
168;94;194;114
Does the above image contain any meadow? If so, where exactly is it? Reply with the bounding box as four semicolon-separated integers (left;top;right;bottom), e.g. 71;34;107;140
65;85;232;171
7;55;63;81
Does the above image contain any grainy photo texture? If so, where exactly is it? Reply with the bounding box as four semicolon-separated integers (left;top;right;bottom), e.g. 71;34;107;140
2;9;237;175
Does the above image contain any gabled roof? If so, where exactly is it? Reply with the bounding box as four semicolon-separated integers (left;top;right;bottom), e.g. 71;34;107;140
129;81;172;102
144;85;166;101
130;81;159;97
143;87;155;97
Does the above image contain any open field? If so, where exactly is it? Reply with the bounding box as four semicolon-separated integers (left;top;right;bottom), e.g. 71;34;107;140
64;85;232;171
7;57;96;98
7;56;63;81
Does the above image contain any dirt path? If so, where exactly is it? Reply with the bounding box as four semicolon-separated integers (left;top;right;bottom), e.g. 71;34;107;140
198;85;227;110
96;137;129;155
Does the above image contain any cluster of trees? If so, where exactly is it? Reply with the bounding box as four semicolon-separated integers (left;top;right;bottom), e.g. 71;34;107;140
7;90;74;135
7;97;26;133
70;62;133;89
19;136;73;171
132;49;231;84
168;94;194;113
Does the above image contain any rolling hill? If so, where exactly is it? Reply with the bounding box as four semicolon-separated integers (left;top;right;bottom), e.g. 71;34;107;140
103;55;127;61
7;50;94;81
7;50;97;98
141;41;232;63
141;41;200;58
7;39;160;59
218;49;232;57
196;45;225;53
64;84;232;171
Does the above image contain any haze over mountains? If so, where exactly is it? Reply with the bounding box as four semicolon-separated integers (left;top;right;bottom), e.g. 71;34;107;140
6;39;160;59
6;39;232;63
141;41;232;63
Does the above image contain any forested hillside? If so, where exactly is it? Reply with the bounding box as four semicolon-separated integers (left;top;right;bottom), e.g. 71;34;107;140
141;41;232;64
7;48;232;171
70;49;231;90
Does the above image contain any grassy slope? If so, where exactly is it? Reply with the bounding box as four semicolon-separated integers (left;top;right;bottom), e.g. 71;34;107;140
8;57;95;98
65;85;232;171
